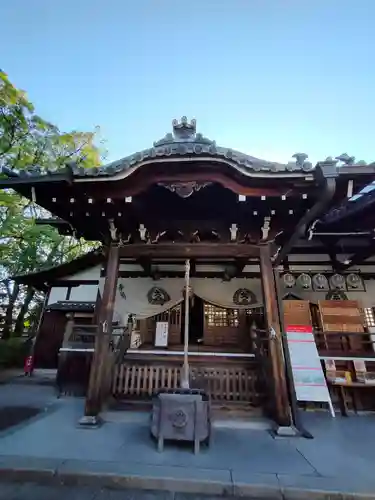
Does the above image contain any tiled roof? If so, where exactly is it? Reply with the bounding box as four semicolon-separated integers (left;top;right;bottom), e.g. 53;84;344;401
12;250;104;288
1;118;371;186
0;117;327;182
46;301;96;312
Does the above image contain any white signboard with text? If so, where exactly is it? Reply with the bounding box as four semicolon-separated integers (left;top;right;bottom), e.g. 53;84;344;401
286;325;334;416
155;321;169;347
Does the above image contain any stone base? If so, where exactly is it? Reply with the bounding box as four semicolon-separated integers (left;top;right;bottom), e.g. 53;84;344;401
270;425;299;438
78;415;103;428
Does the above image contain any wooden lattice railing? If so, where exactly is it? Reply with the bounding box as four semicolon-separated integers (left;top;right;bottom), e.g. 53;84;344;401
112;363;262;405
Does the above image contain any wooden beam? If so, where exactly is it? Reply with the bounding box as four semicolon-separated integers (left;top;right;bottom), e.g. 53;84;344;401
118;243;260;259
137;257;152;274
190;259;196;276
274;163;337;266
112;270;263;279
341;237;375;270
82;170;295;198
318;236;344;272
223;258;248;281
84;243;119;421
260;245;291;427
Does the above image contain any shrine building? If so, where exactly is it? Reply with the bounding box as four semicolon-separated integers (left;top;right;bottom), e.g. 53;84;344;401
4;117;375;427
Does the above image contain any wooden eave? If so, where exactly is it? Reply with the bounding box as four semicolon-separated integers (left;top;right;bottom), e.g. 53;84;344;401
13;238;375;290
12;250;104;288
16;173;321;243
1;130;374;252
319;189;375;228
1;163;368;215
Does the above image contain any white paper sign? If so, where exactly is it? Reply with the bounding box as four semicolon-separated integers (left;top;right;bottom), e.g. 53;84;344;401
286;325;333;410
155;321;169;347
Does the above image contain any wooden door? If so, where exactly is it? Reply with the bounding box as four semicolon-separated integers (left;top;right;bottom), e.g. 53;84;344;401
34;311;67;368
138;305;182;346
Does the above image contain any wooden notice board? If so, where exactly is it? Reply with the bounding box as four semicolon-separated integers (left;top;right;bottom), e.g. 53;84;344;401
318;300;364;333
155;321;169;347
283;300;334;415
283;300;312;328
318;300;366;352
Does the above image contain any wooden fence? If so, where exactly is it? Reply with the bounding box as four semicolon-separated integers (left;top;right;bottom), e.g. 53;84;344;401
112;362;262;405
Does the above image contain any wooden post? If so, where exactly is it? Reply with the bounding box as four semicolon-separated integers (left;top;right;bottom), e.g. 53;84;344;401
181;259;190;388
259;245;291;428
82;243;119;425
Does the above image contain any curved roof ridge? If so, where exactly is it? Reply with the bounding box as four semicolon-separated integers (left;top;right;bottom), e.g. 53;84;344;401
2;118;371;182
71;117;314;178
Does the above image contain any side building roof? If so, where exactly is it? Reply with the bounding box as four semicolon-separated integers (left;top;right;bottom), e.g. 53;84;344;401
12;249;104;289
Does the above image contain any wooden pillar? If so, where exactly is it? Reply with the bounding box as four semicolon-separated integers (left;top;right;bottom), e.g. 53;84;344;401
259;245;291;427
83;243;119;422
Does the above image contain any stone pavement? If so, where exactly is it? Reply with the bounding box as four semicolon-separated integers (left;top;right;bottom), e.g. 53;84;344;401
0;483;244;500
0;482;245;500
1;380;375;499
0;369;57;386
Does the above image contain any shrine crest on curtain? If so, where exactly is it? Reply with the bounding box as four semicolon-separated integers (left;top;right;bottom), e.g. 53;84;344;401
233;288;257;306
147;287;171;305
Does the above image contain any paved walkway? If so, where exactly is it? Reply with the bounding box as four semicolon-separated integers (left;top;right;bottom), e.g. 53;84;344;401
1;380;375;499
0;482;232;500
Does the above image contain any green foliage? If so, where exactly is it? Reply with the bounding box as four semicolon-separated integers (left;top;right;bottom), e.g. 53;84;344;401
0;70;103;338
0;338;29;368
0;70;106;172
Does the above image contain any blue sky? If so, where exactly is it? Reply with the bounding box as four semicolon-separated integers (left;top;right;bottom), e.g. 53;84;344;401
1;0;374;165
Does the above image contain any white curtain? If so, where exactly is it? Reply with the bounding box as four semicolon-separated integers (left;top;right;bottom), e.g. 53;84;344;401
100;277;184;324
191;278;263;309
100;277;264;324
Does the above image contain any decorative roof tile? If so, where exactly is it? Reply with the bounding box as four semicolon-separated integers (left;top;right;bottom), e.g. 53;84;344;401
69;117;312;178
3;117;372;183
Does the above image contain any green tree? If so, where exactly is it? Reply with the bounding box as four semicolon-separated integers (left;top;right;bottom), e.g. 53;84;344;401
0;70;102;339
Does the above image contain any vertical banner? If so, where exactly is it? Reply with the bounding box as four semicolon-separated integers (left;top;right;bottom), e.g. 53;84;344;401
286;325;335;416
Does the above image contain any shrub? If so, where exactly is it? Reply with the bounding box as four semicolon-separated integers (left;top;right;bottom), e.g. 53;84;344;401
0;338;30;369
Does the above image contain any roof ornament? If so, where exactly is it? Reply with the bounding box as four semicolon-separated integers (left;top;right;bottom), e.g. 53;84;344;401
336;154;368;167
322;156;338;165
153;116;215;147
336;153;355;166
158;181;212;198
292;153;313;172
172;116;196;140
